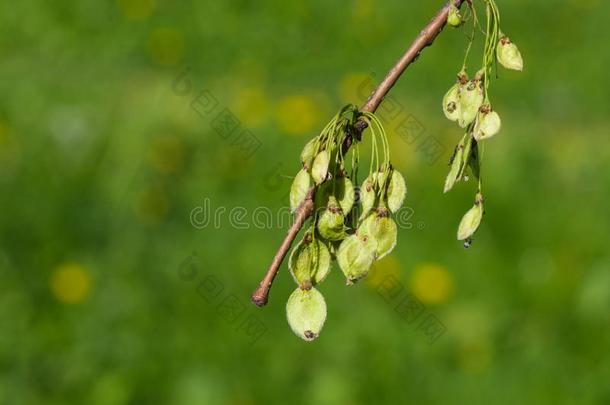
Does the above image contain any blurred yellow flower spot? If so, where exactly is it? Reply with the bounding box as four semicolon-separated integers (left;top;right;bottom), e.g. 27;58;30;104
410;263;454;305
232;88;269;129
275;95;321;136
147;27;185;66
338;72;371;105
148;135;185;174
134;186;169;225
117;0;155;20
353;0;374;20
50;263;92;304
366;255;402;289
387;143;416;173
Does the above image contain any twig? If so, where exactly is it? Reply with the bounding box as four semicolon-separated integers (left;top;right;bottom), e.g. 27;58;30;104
252;0;466;307
251;188;316;306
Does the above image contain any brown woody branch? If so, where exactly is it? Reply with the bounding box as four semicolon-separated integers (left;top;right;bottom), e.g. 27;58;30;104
252;0;466;307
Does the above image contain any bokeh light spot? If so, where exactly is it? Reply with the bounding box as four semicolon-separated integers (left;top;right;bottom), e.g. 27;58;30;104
275;95;321;136
50;263;92;304
338;72;371;105
410;262;454;305
232;87;270;129
147;27;185;66
353;0;375;20
367;255;402;289
117;0;155;20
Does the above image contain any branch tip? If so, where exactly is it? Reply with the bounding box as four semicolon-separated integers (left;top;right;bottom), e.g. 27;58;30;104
251;0;466;307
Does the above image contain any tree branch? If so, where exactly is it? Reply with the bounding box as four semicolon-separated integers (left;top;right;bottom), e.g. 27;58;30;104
252;0;466;307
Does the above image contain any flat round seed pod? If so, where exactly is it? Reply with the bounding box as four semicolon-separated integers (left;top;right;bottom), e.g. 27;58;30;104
457;194;484;240
387;169;407;213
311;150;330;185
317;197;346;241
458;80;484;128
336;234;374;285
288;238;332;287
444;133;470;193
443;83;461;122
377;167;392;189
359;212;398;260
444;151;462;193
300;138;317;169
315;176;355;214
497;37;523;71
473;110;501;141
290;169;311;212
286;287;327;341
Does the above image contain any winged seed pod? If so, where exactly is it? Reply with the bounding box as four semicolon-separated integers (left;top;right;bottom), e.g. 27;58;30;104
261;2;523;341
311;150;330;184
447;4;462;27
288;237;331;287
443;83;461;122
316;175;355;214
300;138;317;170
290;169;311;212
317;197;347;241
444;133;470;193
444;147;463;193
337;234;375;284
473;108;501;141
358;210;398;260
286;287;327;341
496;35;523;71
458;79;484;128
387;169;407;213
457;193;484;240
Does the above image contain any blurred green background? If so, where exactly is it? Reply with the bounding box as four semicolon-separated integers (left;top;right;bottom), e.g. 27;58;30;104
1;0;610;404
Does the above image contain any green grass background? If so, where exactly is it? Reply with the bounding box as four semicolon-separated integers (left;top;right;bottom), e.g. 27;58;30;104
1;0;610;404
